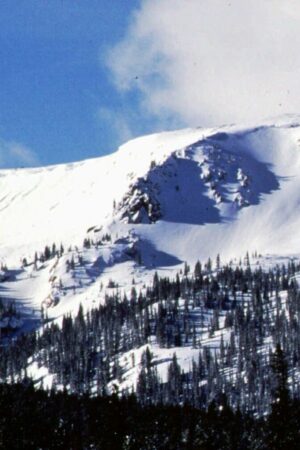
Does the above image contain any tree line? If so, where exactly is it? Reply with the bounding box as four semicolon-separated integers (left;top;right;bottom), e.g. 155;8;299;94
1;258;300;417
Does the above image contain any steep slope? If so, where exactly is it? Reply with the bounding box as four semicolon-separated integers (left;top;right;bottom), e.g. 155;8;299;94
102;116;300;265
0;127;208;265
1;116;300;325
1;116;300;268
2;116;300;403
2;116;300;268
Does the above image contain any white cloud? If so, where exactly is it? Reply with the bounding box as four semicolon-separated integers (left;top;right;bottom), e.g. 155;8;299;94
107;0;300;128
0;139;39;168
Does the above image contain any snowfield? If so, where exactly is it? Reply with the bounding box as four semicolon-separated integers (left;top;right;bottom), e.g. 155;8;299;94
2;115;300;393
2;116;300;314
2;116;300;269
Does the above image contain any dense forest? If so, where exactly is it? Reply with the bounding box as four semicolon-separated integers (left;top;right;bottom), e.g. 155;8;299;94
1;256;300;419
0;379;300;449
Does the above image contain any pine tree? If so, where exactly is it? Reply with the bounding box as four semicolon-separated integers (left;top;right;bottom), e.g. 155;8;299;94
268;344;294;448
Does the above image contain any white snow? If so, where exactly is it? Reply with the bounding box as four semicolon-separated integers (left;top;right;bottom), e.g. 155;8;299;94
2;116;300;390
0;118;300;299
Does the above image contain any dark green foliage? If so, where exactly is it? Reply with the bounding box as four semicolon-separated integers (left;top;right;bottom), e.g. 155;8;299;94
1;258;300;418
1;381;300;449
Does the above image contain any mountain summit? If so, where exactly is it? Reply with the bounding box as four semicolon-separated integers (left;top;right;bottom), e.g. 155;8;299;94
1;116;300;268
2;116;300;404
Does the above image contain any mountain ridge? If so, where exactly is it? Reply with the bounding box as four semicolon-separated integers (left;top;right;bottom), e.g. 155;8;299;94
2;116;300;267
2;116;300;404
0;116;299;329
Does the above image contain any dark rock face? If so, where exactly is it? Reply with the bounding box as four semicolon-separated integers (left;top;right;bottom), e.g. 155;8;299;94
117;177;162;224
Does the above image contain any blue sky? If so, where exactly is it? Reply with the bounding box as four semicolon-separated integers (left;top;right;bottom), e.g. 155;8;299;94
1;1;300;168
0;0;145;167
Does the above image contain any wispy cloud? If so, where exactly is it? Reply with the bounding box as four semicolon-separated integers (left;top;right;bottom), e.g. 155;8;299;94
106;0;300;128
0;139;39;168
97;106;134;146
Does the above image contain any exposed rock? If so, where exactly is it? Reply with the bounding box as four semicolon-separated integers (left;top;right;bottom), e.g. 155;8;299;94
116;177;162;224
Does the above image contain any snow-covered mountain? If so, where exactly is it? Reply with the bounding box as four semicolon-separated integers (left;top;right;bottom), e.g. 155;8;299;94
1;116;300;266
2;116;300;393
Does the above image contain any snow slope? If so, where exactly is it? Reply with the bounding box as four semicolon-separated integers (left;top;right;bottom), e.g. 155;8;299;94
2;115;300;394
1;116;300;323
2;116;300;268
0;127;210;265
